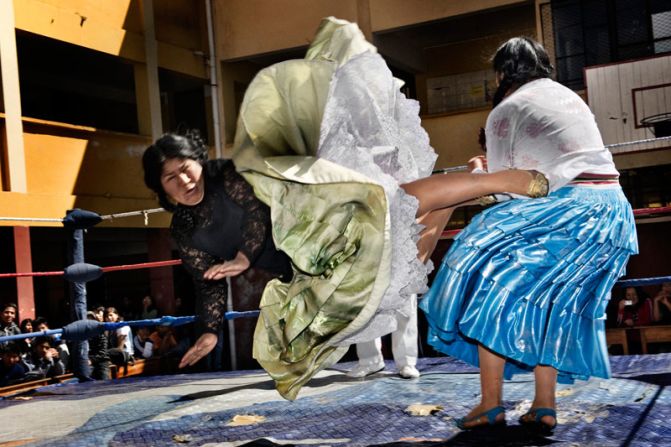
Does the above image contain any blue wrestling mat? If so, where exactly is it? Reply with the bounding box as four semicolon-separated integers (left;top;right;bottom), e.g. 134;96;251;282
1;354;669;446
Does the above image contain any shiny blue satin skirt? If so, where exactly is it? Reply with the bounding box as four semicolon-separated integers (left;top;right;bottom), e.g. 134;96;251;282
419;185;638;383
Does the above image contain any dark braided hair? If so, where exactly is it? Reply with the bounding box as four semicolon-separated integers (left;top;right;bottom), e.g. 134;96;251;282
491;37;553;108
142;130;208;212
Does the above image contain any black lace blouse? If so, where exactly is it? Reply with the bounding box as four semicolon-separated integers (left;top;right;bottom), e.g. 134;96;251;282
171;159;291;334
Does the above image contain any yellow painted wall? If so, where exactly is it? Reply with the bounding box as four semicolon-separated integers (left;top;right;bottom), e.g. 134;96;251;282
212;0;530;60
0;116;169;227
220;60;264;146
369;0;530;32
13;0;206;79
416;5;536;114
613;150;671;171
214;0;359;60
422;109;490;170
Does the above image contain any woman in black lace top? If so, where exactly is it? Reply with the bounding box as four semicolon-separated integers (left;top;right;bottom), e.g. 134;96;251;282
143;132;291;368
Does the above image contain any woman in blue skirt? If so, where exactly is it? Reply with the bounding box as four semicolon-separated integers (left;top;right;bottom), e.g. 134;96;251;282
419;37;638;433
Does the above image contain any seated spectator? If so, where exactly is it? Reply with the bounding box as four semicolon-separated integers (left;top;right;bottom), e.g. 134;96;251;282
140;295;159;320
133;326;154;359
149;325;178;357
117;296;138;322
87;310;110;380
616;287;654;327
33;317;70;369
26;336;65;379
652;282;671;324
0;303;21;341
0;342;30;386
17;318;35;356
104;307;134;367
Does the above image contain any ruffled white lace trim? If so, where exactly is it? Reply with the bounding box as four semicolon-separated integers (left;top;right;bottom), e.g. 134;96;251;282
317;52;437;344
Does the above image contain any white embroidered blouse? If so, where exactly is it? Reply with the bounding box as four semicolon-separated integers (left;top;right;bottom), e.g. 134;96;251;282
485;78;619;192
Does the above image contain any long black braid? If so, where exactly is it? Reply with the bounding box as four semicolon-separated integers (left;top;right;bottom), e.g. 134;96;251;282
491;37;554;108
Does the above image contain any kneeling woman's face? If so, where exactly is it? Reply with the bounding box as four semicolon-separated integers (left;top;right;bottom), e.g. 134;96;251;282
160;158;205;206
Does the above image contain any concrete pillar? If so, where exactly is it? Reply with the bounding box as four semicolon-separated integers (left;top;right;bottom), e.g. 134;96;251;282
136;0;162;140
0;0;26;192
147;228;175;316
13;227;35;320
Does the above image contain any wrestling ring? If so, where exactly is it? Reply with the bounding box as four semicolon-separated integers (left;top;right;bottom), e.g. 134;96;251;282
1;186;671;445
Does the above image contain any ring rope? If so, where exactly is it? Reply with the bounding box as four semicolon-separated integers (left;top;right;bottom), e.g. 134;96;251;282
433;135;671;174
99;207;165;222
0;312;260;344
100;259;182;273
0;217;64;222
0;259;183;279
0;207;166;225
0;205;670;278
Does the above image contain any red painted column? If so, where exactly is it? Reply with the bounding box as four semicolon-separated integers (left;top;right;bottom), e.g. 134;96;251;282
13;226;35;320
147;228;175;316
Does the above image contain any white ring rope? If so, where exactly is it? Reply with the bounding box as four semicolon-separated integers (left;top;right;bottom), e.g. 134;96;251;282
100;207;165;222
1;136;670;223
0;208;166;224
605;134;671;149
0;216;64;222
433;135;671;174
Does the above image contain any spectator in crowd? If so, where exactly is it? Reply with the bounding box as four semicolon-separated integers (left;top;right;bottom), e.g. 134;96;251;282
17;318;35;356
174;296;190;317
32;317;70;369
0;304;20;340
616;287;654;327
104;307;134;366
116;296;138;322
652;282;671;324
0;342;30;386
87;310;110;380
133;326;154;359
26;336;65;379
149;325;178;357
140;295;159;320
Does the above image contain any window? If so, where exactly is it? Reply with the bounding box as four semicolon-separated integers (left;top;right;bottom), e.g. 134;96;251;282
550;0;671;89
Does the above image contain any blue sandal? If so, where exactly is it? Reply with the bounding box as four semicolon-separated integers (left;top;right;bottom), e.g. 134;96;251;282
519;407;557;435
456;406;506;430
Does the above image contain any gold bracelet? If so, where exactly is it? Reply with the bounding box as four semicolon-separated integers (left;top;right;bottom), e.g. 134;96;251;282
527;172;549;198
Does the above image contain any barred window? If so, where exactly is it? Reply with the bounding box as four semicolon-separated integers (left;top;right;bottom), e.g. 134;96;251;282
549;0;671;89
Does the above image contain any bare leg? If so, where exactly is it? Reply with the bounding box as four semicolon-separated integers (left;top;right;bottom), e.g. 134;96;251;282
402;170;537;217
460;345;507;428
416;208;454;264
522;365;557;426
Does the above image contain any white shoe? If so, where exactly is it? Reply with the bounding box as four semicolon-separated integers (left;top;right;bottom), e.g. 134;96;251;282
346;361;385;378
398;365;420;379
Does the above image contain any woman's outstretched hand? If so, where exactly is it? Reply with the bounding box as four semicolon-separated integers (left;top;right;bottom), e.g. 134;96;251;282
179;332;218;368
203;251;250;280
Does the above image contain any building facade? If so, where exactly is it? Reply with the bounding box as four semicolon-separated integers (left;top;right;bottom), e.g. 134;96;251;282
1;0;670;361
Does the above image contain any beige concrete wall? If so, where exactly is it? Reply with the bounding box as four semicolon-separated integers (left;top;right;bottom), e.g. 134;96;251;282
0;116;169;227
13;0;206;79
422;109;490;170
613;149;671;171
369;0;529;32
220;60;264;147
213;0;531;60
214;0;359;60
416;5;535;114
